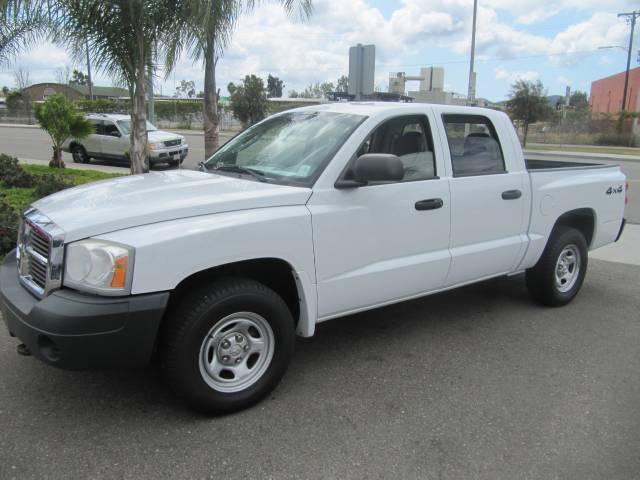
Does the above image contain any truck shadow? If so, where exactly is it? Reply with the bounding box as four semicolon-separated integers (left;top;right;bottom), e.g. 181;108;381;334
4;274;533;421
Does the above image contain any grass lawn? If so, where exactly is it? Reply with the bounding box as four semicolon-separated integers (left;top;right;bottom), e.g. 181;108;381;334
525;144;640;156
1;165;122;213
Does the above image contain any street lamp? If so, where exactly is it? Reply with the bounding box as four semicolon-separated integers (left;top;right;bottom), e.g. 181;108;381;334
598;45;629;53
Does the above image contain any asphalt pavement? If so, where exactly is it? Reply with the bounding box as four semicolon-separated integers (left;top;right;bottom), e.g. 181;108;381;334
1;258;639;479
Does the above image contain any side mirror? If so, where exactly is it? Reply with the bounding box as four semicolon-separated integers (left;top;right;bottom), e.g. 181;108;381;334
109;131;121;137
335;153;404;188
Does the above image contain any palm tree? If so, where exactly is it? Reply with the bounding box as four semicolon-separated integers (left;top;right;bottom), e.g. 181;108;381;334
0;0;48;66
170;0;313;159
53;0;186;174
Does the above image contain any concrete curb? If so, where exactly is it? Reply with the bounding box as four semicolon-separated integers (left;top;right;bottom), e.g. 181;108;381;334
590;223;640;266
18;157;129;174
0;123;39;129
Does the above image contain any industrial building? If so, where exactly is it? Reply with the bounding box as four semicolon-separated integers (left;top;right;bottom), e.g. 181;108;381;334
590;66;640;114
388;67;468;106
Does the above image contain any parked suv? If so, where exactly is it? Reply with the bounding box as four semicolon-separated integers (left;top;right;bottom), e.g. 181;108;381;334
62;113;189;167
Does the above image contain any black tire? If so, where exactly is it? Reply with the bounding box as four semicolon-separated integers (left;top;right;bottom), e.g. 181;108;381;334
161;278;295;414
71;144;89;164
526;226;588;307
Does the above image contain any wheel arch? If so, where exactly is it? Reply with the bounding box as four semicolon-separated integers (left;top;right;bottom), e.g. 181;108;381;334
168;257;315;337
551;208;596;248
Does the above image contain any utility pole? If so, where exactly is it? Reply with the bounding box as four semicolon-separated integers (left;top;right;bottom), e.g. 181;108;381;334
618;10;639;112
85;40;93;101
467;0;478;106
147;63;155;124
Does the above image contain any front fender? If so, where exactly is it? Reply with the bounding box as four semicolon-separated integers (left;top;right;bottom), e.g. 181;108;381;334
96;206;318;336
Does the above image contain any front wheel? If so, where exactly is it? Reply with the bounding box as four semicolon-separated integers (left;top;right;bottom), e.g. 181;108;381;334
526;226;588;307
71;144;89;164
161;278;295;413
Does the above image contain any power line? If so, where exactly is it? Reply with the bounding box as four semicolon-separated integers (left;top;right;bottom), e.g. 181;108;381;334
618;10;639;112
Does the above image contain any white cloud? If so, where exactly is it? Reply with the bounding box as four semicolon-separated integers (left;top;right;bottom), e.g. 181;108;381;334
557;75;572;86
0;0;634;99
494;66;539;83
484;0;638;24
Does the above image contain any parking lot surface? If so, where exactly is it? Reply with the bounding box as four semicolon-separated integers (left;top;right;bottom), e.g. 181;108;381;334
1;259;639;480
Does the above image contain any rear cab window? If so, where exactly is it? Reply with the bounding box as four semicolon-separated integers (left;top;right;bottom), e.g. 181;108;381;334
442;114;505;177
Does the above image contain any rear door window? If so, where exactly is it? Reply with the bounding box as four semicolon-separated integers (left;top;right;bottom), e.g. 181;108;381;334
90;120;104;135
442;114;505;177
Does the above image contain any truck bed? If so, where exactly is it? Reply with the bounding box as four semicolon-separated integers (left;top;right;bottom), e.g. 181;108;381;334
525;159;610;171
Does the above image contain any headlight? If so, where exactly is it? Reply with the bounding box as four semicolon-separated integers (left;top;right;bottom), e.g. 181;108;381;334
64;239;134;295
148;142;165;151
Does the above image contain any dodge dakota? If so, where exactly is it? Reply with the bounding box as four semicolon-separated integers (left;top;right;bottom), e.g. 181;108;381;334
0;103;627;412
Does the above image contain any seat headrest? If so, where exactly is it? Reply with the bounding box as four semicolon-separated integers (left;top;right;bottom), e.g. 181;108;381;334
393;131;423;157
464;133;494;154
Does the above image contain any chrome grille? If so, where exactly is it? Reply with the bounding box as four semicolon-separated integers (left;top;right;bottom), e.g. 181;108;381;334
17;208;64;298
164;139;181;147
29;228;50;258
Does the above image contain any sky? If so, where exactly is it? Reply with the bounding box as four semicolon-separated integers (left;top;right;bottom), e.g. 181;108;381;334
1;0;638;102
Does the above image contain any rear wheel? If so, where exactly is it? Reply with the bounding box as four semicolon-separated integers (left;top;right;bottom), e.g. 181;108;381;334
526;226;588;306
161;278;295;413
71;144;89;164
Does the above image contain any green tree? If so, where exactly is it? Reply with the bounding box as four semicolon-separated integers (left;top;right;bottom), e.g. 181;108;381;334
227;74;268;127
5;89;29;114
569;90;589;111
336;75;348;93
172;0;313;159
54;0;185;174
267;74;284;98
69;68;90;86
33;93;94;168
506;79;551;146
175;79;196;98
298;81;334;98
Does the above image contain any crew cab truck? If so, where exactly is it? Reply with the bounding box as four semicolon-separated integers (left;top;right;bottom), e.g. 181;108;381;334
0;103;626;413
62;113;189;167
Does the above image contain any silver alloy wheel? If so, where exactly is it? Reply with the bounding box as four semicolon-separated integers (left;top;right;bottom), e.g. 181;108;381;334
198;312;275;393
554;244;581;293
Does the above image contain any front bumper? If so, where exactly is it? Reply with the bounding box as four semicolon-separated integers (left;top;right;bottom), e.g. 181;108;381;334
149;145;189;164
0;250;169;370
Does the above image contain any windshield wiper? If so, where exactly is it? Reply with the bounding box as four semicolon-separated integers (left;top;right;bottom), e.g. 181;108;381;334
213;164;269;182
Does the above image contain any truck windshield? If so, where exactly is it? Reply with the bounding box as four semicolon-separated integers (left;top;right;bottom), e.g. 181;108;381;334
203;111;366;187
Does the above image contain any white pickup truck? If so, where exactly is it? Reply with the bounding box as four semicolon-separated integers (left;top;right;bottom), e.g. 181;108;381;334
1;103;627;413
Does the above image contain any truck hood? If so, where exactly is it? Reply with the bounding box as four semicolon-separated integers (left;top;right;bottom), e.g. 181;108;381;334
33;170;312;242
147;129;184;143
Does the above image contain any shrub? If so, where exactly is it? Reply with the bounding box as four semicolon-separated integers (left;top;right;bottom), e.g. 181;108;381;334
34;174;74;198
594;133;637;147
0;154;36;188
0;193;19;257
75;98;131;113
